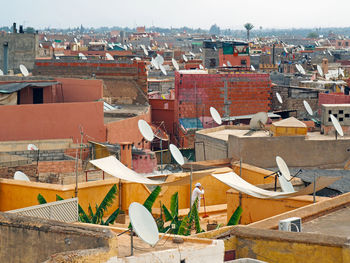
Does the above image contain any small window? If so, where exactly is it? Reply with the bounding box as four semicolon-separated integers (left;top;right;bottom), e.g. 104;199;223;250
328;118;331;122
339;117;344;121
329;110;332;114
241;59;247;65
346;42;349;47
345;114;349;118
334;114;338;117
339;110;344;114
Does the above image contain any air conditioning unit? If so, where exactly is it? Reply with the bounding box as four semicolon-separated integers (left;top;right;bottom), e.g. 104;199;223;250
279;217;302;232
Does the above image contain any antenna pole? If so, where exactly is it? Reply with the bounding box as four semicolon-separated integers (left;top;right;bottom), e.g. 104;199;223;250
130;228;134;256
313;174;316;203
160;139;163;173
75;148;79;197
189;164;193;213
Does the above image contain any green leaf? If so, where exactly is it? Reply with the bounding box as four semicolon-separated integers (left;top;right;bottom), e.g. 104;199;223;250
143;186;161;213
92;184;118;224
170;192;178;218
78;204;91;223
56;194;64;201
227;206;243;226
178;215;190;236
37;194;47;204
162;204;173;222
104;208;120;226
88;204;94;219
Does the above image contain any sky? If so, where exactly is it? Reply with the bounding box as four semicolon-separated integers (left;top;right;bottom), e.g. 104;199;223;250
1;0;350;30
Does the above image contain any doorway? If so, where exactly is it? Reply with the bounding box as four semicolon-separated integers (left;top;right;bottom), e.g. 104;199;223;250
33;88;43;104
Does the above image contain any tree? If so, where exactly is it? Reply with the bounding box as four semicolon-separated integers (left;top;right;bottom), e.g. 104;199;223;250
209;24;220;36
244;23;254;41
307;32;319;38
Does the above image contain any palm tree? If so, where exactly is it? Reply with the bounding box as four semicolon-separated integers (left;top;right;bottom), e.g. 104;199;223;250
244;23;254;41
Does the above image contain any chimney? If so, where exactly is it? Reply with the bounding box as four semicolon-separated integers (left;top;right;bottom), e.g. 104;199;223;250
322;58;328;74
13;22;17;33
119;142;133;169
19;25;24;33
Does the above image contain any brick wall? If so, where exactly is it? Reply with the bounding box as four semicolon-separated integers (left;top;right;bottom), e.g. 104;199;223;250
319;93;350;105
33;60;148;105
38;160;82;174
0;164;37;181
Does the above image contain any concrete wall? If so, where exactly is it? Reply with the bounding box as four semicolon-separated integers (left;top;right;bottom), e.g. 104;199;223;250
56;78;103;102
0;212;117;263
106;106;151;146
149;98;175;141
33;60;148;105
196;129;229;161
0;33;38;72
0;101;106;143
228;134;350;168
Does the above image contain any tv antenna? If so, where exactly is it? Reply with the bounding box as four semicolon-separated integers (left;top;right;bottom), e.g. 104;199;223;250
19;64;29;77
276;92;283;104
14;171;30;182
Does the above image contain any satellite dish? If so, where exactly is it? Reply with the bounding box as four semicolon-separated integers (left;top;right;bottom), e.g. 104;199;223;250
129;202;159;247
156;54;164;65
159;64;167;76
39;43;43;48
0;69;3;76
151;57;159;69
199;64;204;70
276;92;283;104
330;114;344;137
106;53;114;60
182;54;188;62
44;36;48;41
227;61;232;67
143;48;149;56
138;120;154;142
276;156;292;181
251;65;255;71
283;47;288;53
213;46;217;51
223;63;227;67
164;43;168;48
328;50;333;56
172;58;179;71
210;107;222;125
79;53;87;60
249;112;268;130
19;64;29;77
123;44;127;50
148;45;152;51
189;51;195;57
74;37;78;44
303;100;313;116
278;173;295;192
317;65;323;77
14;171;30;182
169;144;185;166
27;143;38;151
199;48;202;52
51;43;55;48
299;64;306;75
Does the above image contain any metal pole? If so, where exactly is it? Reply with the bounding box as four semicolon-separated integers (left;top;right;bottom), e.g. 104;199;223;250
239;158;242;208
160;139;163;173
313;174;316;203
75;148;79;197
119;179;122;210
130;228;134;256
190;164;193;212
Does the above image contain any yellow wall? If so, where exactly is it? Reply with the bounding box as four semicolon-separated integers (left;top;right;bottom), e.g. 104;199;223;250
227;189;329;224
232;163;275;185
270;126;307;136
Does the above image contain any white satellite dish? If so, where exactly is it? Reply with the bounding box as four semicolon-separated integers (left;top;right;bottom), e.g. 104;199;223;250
19;64;29;77
27;143;38;151
169;144;185;166
251;65;255;71
199;48;202;52
143;48;149;56
299;64;306;75
79;53;87;60
14;171;30;182
278;174;295;192
159;64;167;76
249;112;268;130
227;61;232;67
213;46;217;51
223;63;227;67
39;43;43;48
210;107;222;125
148;45;152;51
317;65;323;77
303;100;313;116
151;57;159;69
189;51;195;57
199;64;204;70
276;156;292;181
328;50;332;56
138;120;154;142
276;92;283;104
51;43;55;48
129;202;159;247
330;114;344;137
74;37;78;44
123;44;127;50
134;57;141;61
0;69;3;76
156;54;164;65
182;54;188;62
106;53;114;60
172;58;179;71
283;47;288;53
44;36;48;41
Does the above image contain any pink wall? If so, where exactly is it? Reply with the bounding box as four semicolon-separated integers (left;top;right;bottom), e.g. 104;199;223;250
0;101;106;142
106;106;151;147
56;78;103;103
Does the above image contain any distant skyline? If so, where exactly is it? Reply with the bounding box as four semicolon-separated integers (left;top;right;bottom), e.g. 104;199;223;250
1;0;350;30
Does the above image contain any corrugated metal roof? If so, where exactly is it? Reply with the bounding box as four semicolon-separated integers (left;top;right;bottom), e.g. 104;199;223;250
0;82;59;94
179;118;203;130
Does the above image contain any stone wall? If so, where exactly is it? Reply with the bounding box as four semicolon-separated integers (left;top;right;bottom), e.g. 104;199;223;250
0;212;117;263
0;163;37;181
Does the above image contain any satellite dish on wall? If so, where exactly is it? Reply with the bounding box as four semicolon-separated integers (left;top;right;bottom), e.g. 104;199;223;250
0;69;3;76
129;202;159;247
106;53;114;60
303;100;313;116
143;48;149;56
169;144;185;166
74;37;78;44
210;107;222;125
27;144;38;151
199;64;204;70
148;45;152;51
19;64;29;77
189;51;195;57
159;64;167;76
276;92;283;104
276;156;292;181
327;50;333;56
317;65;323;77
223;63;227;67
298;64;306;75
51;43;55;48
251;65;255;71
156;54;164;65
199;48;203;52
182;54;188;62
44;36;48;41
39;43;43;48
138;120;154;142
14;171;30;182
79;53;87;60
249;112;268;130
227;61;232;67
151;57;159;69
172;58;179;71
164;43;168;48
330;114;344;137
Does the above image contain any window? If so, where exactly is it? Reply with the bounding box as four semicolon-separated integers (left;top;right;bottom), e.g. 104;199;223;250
241;59;247;65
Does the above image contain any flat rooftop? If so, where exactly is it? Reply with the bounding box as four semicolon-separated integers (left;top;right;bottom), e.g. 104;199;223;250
104;105;149;123
302;206;350;237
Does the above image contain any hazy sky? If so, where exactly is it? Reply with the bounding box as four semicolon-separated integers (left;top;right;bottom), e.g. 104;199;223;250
1;0;350;30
